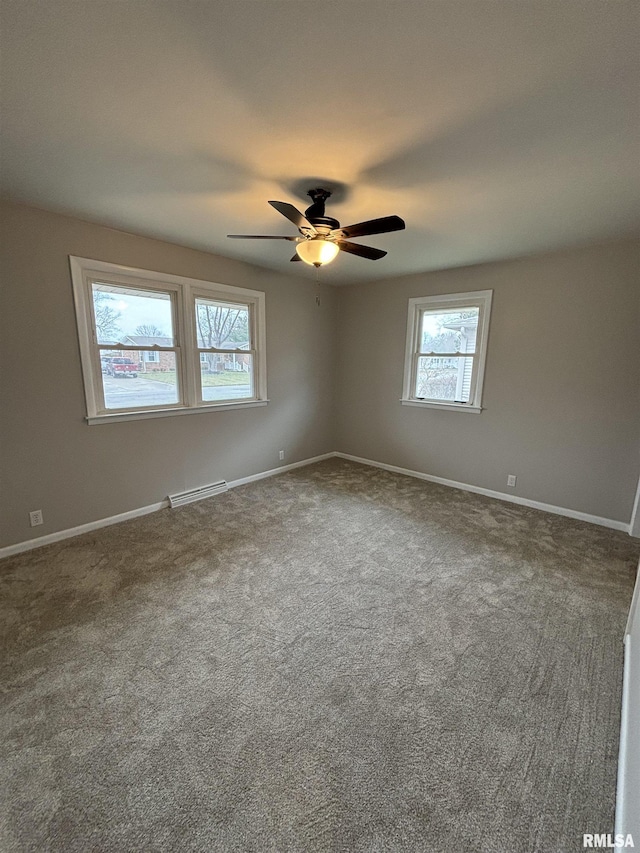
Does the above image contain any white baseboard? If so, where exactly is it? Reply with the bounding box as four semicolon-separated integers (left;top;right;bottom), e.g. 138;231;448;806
0;452;336;560
0;449;629;559
0;500;169;559
334;452;630;532
227;453;335;489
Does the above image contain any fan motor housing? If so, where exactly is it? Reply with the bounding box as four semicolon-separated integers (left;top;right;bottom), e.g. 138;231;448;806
309;216;340;233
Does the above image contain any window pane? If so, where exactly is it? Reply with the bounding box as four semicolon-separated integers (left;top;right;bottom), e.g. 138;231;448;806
420;308;479;354
415;356;474;402
101;351;179;410
195;298;250;349
92;283;174;346
200;353;253;402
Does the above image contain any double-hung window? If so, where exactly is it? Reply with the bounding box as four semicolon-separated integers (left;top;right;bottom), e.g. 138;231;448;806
70;257;267;423
402;290;492;413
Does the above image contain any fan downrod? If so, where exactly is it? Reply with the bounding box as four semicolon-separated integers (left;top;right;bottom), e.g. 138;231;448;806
305;188;339;230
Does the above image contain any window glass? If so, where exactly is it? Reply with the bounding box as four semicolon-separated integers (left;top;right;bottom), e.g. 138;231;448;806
415;356;474;402
200;354;253;402
420;308;479;354
195;298;249;349
91;284;174;345
101;351;179;410
195;296;253;402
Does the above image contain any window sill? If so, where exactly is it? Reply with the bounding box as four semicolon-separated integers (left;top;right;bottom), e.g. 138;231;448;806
400;399;482;414
87;399;269;425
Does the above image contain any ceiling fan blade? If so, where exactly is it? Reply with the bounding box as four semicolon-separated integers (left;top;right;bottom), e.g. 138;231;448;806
337;240;387;260
332;215;405;240
227;234;299;240
289;254;302;262
268;201;317;234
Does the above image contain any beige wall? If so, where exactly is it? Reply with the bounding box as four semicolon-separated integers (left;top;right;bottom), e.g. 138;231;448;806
334;239;640;523
1;201;638;550
0;201;338;548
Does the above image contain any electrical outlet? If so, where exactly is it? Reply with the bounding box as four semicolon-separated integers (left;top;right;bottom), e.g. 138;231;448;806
507;474;517;488
29;509;44;527
279;450;285;461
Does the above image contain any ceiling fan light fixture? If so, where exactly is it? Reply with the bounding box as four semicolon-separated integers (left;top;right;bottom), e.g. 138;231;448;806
295;238;340;268
228;190;405;266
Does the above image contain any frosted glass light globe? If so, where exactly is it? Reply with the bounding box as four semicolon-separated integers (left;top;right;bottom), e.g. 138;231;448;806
296;239;340;267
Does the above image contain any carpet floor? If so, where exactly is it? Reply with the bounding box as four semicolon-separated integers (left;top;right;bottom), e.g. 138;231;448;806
1;458;638;853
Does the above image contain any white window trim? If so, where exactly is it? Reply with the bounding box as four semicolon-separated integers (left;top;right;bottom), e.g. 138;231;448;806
401;289;492;413
69;256;267;423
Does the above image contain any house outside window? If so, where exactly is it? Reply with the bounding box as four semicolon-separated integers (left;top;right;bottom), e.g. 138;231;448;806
402;290;492;413
141;348;161;364
69;257;267;423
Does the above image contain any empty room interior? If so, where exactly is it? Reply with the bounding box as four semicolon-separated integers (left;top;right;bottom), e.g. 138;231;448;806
1;2;639;852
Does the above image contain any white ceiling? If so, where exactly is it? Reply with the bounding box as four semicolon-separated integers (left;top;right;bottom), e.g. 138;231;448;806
1;1;638;284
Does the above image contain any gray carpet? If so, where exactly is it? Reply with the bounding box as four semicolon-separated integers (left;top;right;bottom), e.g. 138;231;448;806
1;458;638;853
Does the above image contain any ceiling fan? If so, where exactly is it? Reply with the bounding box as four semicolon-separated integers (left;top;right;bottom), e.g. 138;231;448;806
228;188;405;268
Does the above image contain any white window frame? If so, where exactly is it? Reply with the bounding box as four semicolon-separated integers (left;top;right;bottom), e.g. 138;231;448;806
69;257;267;424
401;289;492;414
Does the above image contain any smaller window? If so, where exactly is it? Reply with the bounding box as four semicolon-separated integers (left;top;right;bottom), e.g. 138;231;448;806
402;290;492;413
